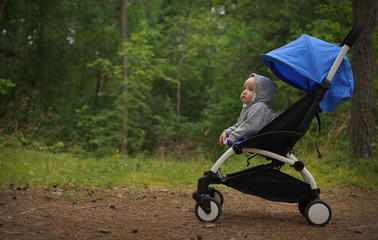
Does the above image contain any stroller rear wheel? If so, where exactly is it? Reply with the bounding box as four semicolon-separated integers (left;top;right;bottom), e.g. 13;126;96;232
208;188;224;206
305;200;332;227
195;198;221;222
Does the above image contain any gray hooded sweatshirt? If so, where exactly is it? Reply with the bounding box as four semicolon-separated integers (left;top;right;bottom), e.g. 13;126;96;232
225;73;278;143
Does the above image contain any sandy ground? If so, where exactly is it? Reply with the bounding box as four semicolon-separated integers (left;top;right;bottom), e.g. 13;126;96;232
0;185;377;240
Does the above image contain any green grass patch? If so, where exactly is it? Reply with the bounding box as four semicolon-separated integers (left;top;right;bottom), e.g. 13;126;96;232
0;147;376;190
0;148;214;190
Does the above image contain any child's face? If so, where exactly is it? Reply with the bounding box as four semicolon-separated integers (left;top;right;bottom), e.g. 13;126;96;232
240;77;255;105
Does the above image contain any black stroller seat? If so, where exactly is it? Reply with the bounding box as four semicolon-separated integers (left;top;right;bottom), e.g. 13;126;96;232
233;81;330;157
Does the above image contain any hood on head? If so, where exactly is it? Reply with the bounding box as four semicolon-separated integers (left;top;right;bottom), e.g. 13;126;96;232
248;73;275;106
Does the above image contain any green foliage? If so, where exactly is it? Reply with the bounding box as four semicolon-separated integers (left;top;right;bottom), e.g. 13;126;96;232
0;92;64;150
71;105;120;154
0;79;16;96
0;0;375;163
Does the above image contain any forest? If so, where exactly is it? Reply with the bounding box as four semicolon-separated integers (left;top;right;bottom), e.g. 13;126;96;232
0;0;376;159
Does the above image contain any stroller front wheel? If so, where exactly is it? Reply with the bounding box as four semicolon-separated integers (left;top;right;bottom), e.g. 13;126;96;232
195;198;222;222
305;200;332;227
298;199;311;216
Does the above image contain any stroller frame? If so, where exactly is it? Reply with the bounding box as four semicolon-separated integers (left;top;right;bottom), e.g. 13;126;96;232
212;148;318;191
193;146;324;224
192;24;364;227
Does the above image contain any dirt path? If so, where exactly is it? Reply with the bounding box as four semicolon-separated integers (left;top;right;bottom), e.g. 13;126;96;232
0;186;377;240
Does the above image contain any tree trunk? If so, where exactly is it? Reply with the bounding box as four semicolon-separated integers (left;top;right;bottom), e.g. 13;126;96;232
349;0;377;157
177;0;192;122
94;69;101;107
0;0;5;22
120;0;128;154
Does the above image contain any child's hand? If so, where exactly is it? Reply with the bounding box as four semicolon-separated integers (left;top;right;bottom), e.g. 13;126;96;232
219;131;228;146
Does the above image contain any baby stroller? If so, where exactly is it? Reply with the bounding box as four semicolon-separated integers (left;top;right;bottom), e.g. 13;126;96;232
192;24;364;227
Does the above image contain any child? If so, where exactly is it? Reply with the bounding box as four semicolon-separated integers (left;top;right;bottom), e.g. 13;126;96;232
219;73;277;146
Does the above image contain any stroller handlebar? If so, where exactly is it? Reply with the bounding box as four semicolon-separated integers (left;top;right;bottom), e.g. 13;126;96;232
340;23;364;47
326;23;364;82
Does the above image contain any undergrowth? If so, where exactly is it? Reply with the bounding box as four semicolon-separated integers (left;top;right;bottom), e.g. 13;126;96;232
0;146;376;191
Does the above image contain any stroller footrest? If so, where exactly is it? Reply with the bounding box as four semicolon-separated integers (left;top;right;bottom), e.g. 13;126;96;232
222;165;312;203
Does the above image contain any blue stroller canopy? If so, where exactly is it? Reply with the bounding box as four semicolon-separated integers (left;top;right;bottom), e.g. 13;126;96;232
260;34;354;113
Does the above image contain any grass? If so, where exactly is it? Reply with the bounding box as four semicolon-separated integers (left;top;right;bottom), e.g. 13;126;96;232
0;148;214;190
0;147;377;191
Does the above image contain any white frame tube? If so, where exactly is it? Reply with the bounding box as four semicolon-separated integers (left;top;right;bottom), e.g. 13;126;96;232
211;148;235;173
286;153;317;190
210;147;318;190
326;45;350;81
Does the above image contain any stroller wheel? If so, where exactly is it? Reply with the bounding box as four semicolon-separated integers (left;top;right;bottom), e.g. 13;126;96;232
298;199;311;216
195;198;221;222
209;188;224;206
305;200;332;227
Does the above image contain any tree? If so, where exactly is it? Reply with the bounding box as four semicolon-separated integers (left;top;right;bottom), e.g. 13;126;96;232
176;0;192;122
0;0;4;21
120;0;128;154
349;0;377;157
1;0;368;157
